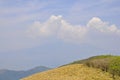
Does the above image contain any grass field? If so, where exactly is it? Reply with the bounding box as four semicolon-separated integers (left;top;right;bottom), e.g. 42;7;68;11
22;64;114;80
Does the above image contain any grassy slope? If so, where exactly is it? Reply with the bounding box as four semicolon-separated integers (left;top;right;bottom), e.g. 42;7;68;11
68;55;115;65
22;64;113;80
22;55;120;80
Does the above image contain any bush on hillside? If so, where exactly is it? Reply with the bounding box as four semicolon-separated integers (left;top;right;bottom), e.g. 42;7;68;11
109;57;120;79
85;58;111;72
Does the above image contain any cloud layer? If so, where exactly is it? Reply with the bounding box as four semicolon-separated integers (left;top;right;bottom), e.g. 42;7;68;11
28;15;120;44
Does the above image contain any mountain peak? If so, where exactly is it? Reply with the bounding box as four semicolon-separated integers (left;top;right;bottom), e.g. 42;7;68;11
0;66;50;80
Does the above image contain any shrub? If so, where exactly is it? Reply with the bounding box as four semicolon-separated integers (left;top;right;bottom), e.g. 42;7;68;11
85;58;111;72
109;57;120;79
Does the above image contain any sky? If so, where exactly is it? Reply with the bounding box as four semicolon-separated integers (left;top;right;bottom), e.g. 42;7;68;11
0;0;120;70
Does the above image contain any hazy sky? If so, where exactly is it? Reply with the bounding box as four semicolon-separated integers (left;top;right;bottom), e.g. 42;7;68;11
0;0;120;70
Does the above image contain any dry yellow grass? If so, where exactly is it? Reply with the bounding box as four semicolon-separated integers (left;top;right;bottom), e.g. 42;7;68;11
22;64;113;80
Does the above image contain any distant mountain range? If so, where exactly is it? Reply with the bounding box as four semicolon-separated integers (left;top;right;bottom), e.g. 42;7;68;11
0;66;51;80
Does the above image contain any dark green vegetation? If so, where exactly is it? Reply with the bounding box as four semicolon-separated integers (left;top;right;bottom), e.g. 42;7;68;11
68;55;120;80
109;57;120;79
0;66;50;80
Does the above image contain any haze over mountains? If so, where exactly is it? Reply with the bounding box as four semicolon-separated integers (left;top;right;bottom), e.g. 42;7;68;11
0;66;50;80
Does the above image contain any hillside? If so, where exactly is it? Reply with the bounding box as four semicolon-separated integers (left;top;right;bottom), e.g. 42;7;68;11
68;55;117;65
22;55;120;80
22;64;114;80
67;55;120;79
0;66;50;80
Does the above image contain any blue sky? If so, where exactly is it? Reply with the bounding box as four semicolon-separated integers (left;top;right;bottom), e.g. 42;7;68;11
0;0;120;70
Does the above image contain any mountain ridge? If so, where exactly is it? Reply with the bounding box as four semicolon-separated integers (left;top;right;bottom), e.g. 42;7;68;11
0;66;51;80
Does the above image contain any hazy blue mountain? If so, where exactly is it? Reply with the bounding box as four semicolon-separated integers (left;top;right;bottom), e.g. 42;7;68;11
0;66;50;80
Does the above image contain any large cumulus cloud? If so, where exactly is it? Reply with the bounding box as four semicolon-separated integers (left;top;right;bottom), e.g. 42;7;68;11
27;15;120;51
28;15;88;42
28;15;120;39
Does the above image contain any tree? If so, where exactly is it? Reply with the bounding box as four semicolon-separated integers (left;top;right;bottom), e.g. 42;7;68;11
109;57;120;79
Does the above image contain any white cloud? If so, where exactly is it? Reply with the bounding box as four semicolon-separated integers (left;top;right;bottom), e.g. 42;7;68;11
28;15;120;40
87;17;120;35
28;15;88;43
28;15;120;51
58;19;87;43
